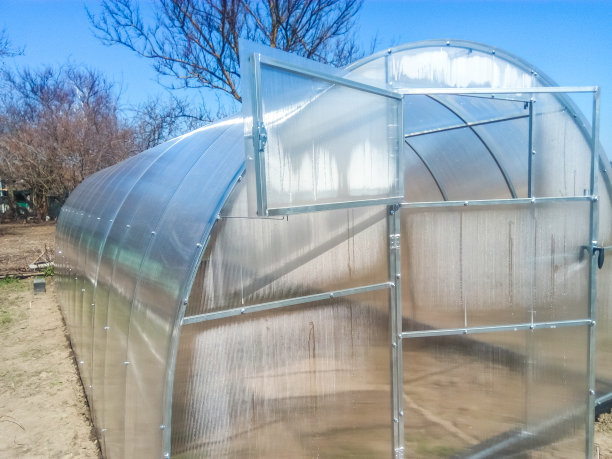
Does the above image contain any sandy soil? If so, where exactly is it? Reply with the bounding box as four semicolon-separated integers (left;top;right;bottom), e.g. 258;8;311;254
0;275;100;458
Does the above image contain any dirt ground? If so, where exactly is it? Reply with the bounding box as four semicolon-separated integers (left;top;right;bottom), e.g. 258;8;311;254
1;221;612;458
0;223;55;276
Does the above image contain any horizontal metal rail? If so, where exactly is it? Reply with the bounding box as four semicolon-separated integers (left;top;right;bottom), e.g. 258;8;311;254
266;196;403;216
401;195;594;209
401;319;593;339
396;86;598;95
182;281;394;326
258;54;402;100
596;392;612;406
404;113;530;138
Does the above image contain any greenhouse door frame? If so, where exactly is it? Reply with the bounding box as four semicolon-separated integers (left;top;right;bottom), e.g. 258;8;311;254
238;52;602;458
389;85;601;459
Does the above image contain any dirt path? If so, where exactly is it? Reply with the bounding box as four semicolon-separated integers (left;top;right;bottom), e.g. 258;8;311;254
0;276;100;458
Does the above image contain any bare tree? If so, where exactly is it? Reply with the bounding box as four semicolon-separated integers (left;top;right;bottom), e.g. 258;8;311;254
0;28;22;60
131;95;213;150
0;65;136;220
89;0;363;103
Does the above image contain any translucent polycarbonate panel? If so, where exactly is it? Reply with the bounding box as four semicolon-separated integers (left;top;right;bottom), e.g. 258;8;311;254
403;326;587;457
385;44;537;89
402;142;445;203
95;122;241;458
253;60;401;212
185;182;388;317
435;93;530;123
403;331;528;457
532;94;592;198
597;171;612;399
407;127;513;201
525;326;588;444
86;140;182;446
401;201;590;331
402;94;463;135
172;291;391;457
473;117;530;198
123;120;244;458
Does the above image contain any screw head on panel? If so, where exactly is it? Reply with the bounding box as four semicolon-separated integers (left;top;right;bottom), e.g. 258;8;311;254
160;425;166;430
241;308;246;314
590;389;596;396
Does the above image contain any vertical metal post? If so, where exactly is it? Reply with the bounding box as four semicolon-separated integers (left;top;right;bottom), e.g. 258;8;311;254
527;99;535;198
388;205;404;458
586;88;600;458
250;53;268;216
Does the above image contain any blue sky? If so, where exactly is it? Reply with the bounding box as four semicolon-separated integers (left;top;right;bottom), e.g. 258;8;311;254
1;0;611;156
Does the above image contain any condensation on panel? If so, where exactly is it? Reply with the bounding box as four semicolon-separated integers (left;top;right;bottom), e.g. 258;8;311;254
532;95;592;198
185;181;388;317
386;45;536;89
533;201;591;322
402;331;528;457
525;326;588;458
259;65;401;210
172;290;391;458
402;326;587;457
401;201;590;331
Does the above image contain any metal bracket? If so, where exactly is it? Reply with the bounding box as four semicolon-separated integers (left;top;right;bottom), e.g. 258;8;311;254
594;247;605;270
253;121;268;153
581;245;605;269
389;233;400;250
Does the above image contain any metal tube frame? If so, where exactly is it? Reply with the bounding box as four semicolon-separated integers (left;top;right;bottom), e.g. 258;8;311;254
401;319;593;340
181;281;393;326
249;52;404;217
403;113;530;138
388;205;404;457
235;76;601;457
586;88;600;458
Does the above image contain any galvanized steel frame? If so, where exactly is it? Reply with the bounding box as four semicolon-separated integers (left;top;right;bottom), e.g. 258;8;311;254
248;52;404;217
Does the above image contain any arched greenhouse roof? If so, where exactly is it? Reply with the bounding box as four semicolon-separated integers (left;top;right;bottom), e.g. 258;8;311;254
56;39;610;458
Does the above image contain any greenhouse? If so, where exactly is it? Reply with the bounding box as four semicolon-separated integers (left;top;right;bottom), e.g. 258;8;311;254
55;39;611;458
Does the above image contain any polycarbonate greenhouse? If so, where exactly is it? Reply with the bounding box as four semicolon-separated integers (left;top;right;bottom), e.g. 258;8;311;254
56;39;611;458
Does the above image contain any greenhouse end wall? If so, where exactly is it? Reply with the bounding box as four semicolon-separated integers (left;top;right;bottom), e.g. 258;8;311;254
55;40;611;458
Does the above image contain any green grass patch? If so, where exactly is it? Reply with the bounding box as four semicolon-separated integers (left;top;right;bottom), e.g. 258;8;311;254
0;308;13;326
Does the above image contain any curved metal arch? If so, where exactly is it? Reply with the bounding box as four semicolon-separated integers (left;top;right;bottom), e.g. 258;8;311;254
347;39;610;198
403;139;448;201
426;95;518;198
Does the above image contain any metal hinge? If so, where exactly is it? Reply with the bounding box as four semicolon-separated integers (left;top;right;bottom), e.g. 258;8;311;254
253;122;268;153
